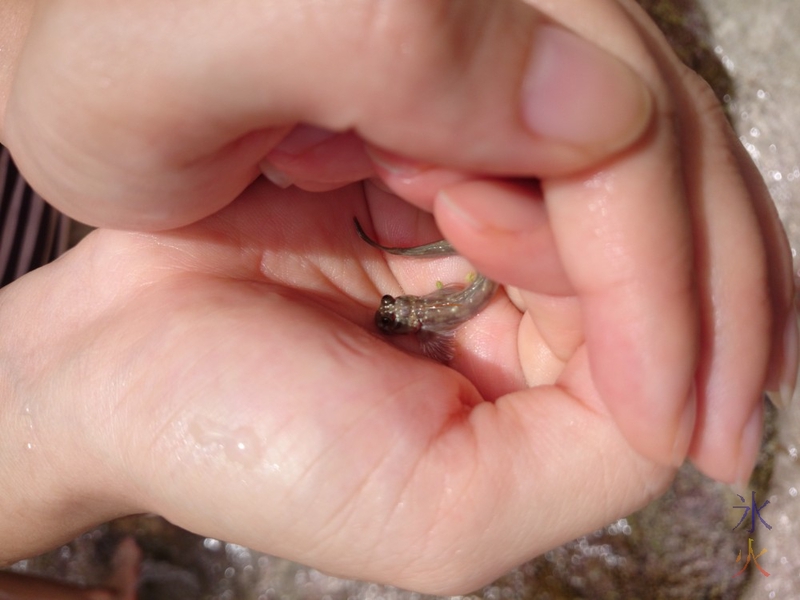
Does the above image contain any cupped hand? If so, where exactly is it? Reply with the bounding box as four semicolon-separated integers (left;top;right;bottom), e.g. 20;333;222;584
0;179;673;593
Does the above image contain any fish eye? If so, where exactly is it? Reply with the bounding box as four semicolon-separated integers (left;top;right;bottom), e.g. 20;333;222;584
380;295;395;307
375;311;396;331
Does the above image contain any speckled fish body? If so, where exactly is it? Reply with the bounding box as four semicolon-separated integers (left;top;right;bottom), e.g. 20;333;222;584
355;218;498;362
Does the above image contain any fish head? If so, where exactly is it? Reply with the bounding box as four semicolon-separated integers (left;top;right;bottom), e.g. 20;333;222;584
375;295;420;334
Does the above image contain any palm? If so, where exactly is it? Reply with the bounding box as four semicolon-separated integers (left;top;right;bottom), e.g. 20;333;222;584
143;179;531;396
38;178;668;591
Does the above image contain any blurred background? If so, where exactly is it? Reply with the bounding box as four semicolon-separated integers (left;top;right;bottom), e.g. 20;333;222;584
6;1;800;598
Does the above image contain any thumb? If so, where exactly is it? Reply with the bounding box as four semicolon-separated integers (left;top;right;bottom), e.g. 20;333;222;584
3;0;651;229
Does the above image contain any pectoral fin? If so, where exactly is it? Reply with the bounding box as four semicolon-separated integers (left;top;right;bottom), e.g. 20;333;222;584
418;329;456;363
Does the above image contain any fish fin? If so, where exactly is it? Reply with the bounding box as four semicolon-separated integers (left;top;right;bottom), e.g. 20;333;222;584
418;329;456;363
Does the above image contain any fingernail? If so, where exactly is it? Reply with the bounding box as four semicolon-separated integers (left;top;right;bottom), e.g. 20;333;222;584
259;160;294;188
270;124;337;156
522;25;652;152
768;310;800;409
735;403;764;487
436;181;544;233
364;146;429;178
671;382;697;467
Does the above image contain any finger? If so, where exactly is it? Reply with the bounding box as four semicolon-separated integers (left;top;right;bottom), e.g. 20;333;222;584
434;179;572;296
4;0;651;229
604;6;794;484
727;127;797;411
518;1;711;472
260;126;375;192
526;1;703;466
683;89;796;483
540;0;792;483
729;130;800;408
431;180;584;387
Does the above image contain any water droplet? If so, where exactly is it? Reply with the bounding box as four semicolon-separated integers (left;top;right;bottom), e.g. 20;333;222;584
223;429;263;469
188;417;265;469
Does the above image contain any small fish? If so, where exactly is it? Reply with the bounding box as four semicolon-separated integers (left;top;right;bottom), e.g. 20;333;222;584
355;218;498;362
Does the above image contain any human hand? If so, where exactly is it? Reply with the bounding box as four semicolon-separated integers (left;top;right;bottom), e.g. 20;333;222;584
1;0;648;229
0;0;794;591
0;181;672;594
351;1;797;485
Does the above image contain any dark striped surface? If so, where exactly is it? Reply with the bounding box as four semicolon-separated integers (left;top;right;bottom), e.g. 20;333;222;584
0;146;71;286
